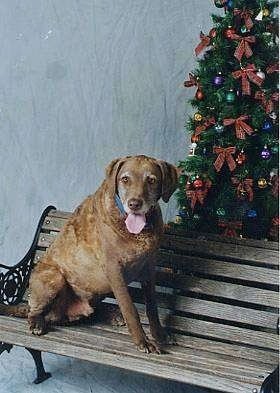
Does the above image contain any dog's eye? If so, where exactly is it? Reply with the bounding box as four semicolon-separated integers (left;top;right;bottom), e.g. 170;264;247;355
147;176;156;184
121;176;129;183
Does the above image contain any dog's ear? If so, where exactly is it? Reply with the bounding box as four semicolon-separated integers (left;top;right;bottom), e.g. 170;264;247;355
157;160;179;203
105;156;131;194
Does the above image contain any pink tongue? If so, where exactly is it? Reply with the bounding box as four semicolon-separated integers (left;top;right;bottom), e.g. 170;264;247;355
125;213;146;234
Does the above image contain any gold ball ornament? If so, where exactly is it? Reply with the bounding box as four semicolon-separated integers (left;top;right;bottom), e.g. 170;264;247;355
194;113;203;122
258;178;268;188
262;8;270;17
174;215;182;224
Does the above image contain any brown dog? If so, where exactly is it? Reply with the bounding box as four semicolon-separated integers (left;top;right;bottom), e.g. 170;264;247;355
26;155;177;353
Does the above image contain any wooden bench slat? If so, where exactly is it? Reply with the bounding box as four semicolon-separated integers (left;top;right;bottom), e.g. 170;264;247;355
165;228;280;250
159;253;279;286
155;271;279;308
128;287;278;330
0;317;272;392
165;315;278;350
161;235;279;266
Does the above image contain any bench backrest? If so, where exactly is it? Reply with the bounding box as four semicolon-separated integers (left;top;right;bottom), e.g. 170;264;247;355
32;208;279;354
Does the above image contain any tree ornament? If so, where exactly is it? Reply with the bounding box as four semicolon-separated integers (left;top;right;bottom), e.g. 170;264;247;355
269;112;277;122
214;123;224;133
226;0;233;9
193;177;204;189
255;9;263;21
240;25;248;34
271;145;279;154
212;72;224;87
247;209;257;218
258;178;268;188
262;8;270;17
226;89;235;103
194;112;203;122
174;215;182;224
195;89;204;100
236;149;246;165
256;69;265;80
189;174;197;183
202;147;207;156
191;134;200;143
260;145;271;159
262;120;273;132
216;207;226;216
214;0;226;8
209;28;217;38
189;143;197;156
179;209;187;219
179;174;187;185
224;26;236;38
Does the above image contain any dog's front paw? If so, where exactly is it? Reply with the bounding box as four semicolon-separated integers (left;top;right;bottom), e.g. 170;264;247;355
28;315;47;336
152;327;177;346
136;338;161;354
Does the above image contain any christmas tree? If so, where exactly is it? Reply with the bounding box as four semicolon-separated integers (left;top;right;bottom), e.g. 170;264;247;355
176;0;279;240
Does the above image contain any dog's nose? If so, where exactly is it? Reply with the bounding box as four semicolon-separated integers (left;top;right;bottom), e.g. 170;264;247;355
128;198;143;211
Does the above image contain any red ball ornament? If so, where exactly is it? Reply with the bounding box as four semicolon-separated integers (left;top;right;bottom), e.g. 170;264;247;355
224;26;235;39
191;134;200;143
236;150;247;165
195;89;204;100
193;178;204;188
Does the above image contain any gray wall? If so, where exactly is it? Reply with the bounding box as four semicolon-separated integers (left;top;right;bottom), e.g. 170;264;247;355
0;1;219;392
0;0;216;264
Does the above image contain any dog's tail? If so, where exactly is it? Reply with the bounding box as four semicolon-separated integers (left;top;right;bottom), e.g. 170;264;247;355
0;303;29;318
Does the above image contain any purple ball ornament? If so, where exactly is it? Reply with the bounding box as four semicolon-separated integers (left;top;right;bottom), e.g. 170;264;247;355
260;145;271;159
212;72;224;87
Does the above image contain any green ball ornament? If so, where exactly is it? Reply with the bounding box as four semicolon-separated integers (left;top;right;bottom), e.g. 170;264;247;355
226;89;235;103
271;145;279;154
216;208;226;217
189;174;197;183
214;0;225;7
240;25;248;34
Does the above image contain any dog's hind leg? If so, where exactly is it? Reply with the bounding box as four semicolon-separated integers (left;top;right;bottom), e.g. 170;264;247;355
28;260;66;335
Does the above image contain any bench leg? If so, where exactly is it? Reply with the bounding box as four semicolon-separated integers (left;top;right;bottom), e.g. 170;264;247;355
0;342;13;355
25;347;51;384
260;366;279;393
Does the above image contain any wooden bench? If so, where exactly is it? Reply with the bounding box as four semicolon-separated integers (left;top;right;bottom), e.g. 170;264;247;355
0;206;279;393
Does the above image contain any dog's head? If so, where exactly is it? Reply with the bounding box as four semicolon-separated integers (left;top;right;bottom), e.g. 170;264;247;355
106;155;178;215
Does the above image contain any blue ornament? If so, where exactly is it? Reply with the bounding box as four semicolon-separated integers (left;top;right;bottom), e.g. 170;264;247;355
262;120;273;132
226;0;234;8
247;209;257;218
179;210;187;219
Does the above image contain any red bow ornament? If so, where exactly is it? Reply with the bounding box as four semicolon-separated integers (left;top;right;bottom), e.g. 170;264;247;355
213;146;236;172
232;64;263;95
195;117;216;135
233;9;253;30
231;177;254;201
218;220;242;237
266;62;279;74
229;33;256;61
195;32;211;56
186;180;211;210
223;115;253;139
255;91;279;114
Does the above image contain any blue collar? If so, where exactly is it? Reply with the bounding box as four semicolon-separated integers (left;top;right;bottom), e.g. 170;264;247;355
114;194;126;216
114;194;153;229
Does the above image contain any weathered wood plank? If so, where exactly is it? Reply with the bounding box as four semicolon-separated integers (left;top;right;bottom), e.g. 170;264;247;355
161;235;279;266
42;216;67;232
159;253;279;286
48;210;72;219
0;317;270;392
155;271;279;308
164;315;278;350
129;287;278;330
164;228;279;250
